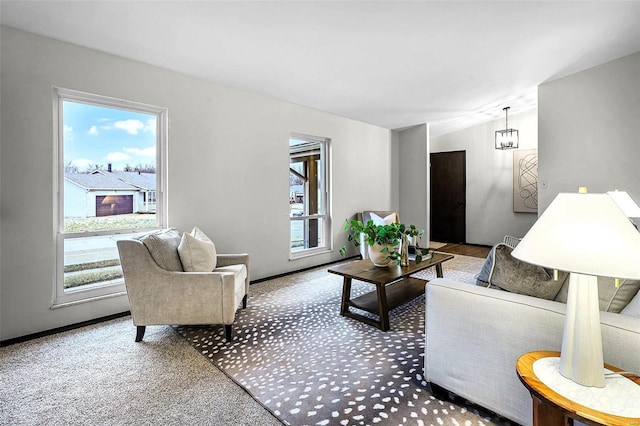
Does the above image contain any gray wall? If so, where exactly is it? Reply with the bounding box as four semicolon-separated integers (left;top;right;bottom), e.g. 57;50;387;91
430;109;539;246
0;26;394;340
396;124;430;244
538;52;640;212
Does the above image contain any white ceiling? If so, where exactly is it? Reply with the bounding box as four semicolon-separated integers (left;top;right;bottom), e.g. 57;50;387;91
1;1;639;136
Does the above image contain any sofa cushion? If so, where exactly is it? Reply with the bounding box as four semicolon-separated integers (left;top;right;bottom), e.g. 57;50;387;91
140;228;184;271
178;227;217;272
485;243;568;300
555;276;640;313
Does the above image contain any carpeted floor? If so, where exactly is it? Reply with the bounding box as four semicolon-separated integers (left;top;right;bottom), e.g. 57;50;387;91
1;254;509;426
0;317;281;425
177;255;515;426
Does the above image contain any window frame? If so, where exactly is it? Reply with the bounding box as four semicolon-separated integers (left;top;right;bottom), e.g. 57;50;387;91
289;133;332;260
52;88;168;307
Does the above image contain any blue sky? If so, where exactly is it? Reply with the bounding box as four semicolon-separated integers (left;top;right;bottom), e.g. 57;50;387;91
63;100;157;172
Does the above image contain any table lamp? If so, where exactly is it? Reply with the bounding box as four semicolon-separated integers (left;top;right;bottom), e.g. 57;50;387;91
511;189;640;387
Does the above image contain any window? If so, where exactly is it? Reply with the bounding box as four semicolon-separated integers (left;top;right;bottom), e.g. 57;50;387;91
54;88;167;306
289;134;331;258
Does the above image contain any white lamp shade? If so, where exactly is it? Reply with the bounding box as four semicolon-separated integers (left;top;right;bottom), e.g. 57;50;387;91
512;193;640;279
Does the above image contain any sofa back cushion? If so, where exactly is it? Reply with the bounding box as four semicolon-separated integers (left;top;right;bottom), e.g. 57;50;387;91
140;228;184;271
554;276;640;313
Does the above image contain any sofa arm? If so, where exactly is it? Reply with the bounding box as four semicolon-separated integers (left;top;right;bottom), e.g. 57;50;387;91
424;278;640;426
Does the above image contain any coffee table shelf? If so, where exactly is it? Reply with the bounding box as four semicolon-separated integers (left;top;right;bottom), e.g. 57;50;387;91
349;277;426;313
328;252;454;331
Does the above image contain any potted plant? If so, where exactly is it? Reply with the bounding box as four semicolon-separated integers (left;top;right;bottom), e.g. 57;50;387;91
339;219;431;266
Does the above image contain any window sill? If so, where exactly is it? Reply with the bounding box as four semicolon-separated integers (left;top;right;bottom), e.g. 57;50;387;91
51;290;127;309
289;247;332;261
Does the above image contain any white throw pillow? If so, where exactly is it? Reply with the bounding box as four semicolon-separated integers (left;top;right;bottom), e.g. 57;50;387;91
370;212;396;225
178;227;217;272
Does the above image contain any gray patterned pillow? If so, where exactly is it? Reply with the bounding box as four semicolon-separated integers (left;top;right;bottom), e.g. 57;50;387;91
487;243;568;300
140;228;184;271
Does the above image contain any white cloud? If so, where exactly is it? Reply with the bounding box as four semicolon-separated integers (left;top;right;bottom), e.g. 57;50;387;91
88;126;99;136
105;152;131;162
124;146;156;158
63;124;74;141
145;118;157;136
114;119;145;135
71;158;93;170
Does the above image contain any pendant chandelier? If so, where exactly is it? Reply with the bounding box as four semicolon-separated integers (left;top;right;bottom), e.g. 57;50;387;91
495;106;519;150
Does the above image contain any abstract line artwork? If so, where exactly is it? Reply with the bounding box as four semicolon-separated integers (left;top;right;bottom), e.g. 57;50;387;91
513;149;538;213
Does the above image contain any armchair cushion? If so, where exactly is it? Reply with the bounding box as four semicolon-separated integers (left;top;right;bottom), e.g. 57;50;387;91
140;228;184;271
178;227;217;272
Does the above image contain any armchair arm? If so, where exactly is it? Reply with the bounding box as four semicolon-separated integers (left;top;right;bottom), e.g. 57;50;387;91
216;253;249;267
217;253;250;296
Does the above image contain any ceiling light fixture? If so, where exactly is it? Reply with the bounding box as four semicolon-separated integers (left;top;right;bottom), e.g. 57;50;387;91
495;106;519;150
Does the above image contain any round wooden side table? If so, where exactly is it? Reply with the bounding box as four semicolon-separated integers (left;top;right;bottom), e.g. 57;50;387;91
516;350;640;426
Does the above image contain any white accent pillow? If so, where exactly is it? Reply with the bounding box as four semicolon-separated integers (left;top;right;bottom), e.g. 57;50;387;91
370;212;396;225
178;227;217;272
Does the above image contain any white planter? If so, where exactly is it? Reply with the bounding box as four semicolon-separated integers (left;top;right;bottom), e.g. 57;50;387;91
368;243;393;267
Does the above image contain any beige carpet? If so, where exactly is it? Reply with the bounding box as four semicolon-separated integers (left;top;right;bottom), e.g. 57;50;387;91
0;318;281;425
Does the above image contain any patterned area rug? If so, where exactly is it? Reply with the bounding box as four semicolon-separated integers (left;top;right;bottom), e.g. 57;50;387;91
176;255;514;426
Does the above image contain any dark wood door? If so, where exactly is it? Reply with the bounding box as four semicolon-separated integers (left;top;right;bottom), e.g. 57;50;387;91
430;151;466;243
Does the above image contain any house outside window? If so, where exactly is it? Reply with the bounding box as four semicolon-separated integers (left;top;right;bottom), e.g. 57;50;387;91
54;88;167;306
289;134;331;259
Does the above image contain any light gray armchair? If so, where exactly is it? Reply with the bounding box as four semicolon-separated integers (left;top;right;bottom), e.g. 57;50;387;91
117;235;249;342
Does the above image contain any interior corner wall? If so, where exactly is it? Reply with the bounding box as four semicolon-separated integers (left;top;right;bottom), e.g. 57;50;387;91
396;124;429;243
538;52;640;213
430;110;538;246
390;130;400;212
0;26;393;341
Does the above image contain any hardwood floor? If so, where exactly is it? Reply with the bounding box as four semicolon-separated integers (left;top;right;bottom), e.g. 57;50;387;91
435;243;491;259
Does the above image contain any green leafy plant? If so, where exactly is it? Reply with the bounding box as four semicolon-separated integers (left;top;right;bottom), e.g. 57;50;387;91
339;219;431;264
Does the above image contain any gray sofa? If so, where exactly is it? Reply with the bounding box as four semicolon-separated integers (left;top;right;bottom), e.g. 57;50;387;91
424;278;640;426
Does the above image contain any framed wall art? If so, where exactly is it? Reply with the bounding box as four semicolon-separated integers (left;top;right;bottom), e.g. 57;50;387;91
513;149;538;213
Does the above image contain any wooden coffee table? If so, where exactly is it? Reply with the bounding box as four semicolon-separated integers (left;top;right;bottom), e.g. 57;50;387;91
328;252;454;331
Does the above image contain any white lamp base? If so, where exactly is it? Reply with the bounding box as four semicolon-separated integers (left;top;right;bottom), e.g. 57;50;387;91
559;272;605;387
